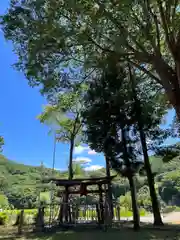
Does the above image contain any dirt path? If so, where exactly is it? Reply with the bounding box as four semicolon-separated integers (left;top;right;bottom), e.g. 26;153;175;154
137;212;180;224
163;212;180;224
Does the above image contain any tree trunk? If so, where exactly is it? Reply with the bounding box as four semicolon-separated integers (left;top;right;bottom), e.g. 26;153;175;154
69;138;74;180
152;57;180;120
128;175;140;231
105;156;113;220
121;127;140;231
129;65;163;226
173;101;180;121
139;127;163;225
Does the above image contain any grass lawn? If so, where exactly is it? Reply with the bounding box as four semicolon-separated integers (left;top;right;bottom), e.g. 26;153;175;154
1;228;180;240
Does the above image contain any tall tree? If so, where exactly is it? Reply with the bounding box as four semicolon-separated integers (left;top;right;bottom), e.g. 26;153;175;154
83;62;169;225
107;129;142;231
82;65;142;229
1;1;180;118
38;90;83;180
129;66;164;225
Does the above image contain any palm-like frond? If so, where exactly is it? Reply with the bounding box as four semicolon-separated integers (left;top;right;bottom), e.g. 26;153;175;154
37;90;83;145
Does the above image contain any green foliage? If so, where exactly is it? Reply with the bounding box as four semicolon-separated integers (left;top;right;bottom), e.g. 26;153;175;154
162;171;180;187
38;88;83;138
0;149;180;217
120;192;132;210
113;207;147;218
0;137;4;152
139;208;147;217
83;64;168;164
2;0;180;118
38;89;84;179
14;212;23;226
0;154;66;209
0;212;8;225
156;143;180;163
39;192;51;205
158;169;180;206
82;62;168;227
73;163;85;177
162;206;180;214
149;156;163;174
137;186;152;211
0;194;9;209
38;104;80;143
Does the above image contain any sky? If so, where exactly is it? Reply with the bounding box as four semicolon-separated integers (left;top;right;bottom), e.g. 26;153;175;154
0;0;106;171
0;29;105;171
0;0;179;172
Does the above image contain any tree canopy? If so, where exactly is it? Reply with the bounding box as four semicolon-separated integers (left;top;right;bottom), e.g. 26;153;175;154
82;62;170;225
38;89;84;179
1;0;180;117
83;63;169;156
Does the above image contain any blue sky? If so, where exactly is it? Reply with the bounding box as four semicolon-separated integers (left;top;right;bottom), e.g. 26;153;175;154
0;0;179;172
0;30;105;171
0;0;106;171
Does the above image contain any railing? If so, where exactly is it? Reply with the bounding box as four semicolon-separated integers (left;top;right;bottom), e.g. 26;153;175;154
48;202;121;226
1;203;123;236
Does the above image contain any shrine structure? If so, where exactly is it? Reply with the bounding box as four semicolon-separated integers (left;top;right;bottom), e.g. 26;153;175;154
47;175;115;225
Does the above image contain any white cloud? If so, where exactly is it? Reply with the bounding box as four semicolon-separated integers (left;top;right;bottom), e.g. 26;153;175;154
73;157;92;164
43;162;67;171
74;145;97;155
88;150;97;155
84;165;103;171
74;145;89;154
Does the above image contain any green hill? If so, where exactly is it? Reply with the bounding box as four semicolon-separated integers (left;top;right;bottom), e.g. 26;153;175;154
0;154;112;208
0;153;180;211
0;154;67;208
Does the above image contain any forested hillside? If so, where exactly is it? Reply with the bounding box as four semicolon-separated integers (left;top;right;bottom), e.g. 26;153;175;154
0;153;180;212
0;154;65;209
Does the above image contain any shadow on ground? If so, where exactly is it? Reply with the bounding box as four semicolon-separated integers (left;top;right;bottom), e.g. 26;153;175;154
1;228;180;240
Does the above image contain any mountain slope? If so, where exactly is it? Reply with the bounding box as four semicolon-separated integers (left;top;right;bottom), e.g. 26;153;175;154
0;154;180;209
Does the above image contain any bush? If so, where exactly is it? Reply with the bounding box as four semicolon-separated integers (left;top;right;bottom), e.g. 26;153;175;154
162;206;180;214
162;206;177;214
139;208;147;216
120;209;132;217
0;194;9;210
0;212;8;225
13;210;36;226
14;213;21;226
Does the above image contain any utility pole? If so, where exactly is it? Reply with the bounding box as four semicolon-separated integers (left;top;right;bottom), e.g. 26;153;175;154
38;161;44;207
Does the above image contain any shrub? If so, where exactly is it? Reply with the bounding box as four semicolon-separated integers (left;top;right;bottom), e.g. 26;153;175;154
162;206;180;214
174;206;180;212
14;213;21;226
162;206;177;214
114;207;147;218
0;212;8;225
24;209;37;214
13;211;26;226
13;210;32;226
0;194;9;210
139;208;147;216
120;209;132;217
